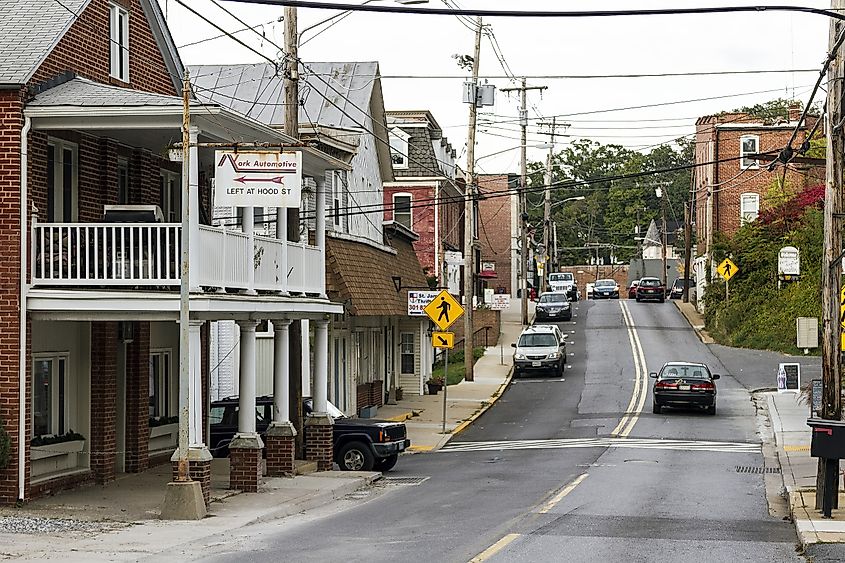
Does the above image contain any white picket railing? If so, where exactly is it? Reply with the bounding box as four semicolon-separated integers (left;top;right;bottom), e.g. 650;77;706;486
32;222;325;295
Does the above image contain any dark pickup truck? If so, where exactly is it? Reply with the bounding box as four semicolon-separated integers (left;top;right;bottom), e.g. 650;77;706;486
209;396;410;472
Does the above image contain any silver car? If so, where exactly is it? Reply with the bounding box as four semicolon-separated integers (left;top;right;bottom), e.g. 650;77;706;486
512;325;566;378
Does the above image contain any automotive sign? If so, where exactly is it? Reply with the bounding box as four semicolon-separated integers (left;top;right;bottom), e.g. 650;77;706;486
407;290;438;316
215;151;302;207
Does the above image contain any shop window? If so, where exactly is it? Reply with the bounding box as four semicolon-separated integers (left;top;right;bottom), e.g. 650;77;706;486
32;355;69;437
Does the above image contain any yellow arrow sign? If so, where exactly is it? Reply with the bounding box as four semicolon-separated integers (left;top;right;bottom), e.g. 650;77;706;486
717;258;738;281
424;290;465;331
432;331;455;350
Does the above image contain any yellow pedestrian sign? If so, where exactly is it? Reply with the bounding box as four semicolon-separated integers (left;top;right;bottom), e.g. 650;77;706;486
432;331;455;350
840;287;845;351
717;258;738;281
424;290;464;331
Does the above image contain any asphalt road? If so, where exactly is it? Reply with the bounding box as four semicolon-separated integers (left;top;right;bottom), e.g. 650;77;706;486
177;299;803;563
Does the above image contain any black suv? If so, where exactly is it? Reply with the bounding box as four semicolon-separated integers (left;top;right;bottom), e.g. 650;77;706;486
209;396;410;472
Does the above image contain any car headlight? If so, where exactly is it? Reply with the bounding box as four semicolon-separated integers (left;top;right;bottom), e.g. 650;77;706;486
548;352;561;359
561;303;570;309
515;353;526;360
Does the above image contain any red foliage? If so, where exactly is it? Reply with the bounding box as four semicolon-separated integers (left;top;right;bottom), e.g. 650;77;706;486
757;184;824;227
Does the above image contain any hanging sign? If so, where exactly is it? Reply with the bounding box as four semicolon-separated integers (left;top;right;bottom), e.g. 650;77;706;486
214;151;302;207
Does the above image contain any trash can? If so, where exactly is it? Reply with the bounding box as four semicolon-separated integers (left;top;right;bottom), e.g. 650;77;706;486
808;418;845;459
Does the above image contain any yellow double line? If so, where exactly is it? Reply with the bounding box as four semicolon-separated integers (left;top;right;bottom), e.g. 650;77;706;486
611;301;648;437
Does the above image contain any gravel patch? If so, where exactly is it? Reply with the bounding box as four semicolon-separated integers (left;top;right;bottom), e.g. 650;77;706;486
0;516;116;534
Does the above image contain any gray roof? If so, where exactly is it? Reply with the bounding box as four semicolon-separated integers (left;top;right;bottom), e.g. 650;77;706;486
0;0;90;85
28;77;183;107
189;62;379;130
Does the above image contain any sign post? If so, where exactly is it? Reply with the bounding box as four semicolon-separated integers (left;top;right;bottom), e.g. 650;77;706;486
424;291;465;433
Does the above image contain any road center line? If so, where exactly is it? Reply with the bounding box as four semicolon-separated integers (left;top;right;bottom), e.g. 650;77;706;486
611;301;648;437
468;533;521;563
538;473;589;514
623;303;649;436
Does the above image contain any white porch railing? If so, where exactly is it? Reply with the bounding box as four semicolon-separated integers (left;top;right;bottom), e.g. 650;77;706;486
32;222;325;295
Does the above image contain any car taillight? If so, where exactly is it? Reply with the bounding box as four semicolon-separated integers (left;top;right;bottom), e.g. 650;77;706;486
691;382;715;391
655;381;677;389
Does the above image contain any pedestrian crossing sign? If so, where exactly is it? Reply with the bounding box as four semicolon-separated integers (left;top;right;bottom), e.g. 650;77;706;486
423;290;464;331
716;258;738;281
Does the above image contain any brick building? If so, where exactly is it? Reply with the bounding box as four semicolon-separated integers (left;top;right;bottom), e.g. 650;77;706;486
0;0;343;504
477;174;519;297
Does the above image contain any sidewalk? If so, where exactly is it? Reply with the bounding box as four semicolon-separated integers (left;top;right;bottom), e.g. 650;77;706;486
377;301;526;452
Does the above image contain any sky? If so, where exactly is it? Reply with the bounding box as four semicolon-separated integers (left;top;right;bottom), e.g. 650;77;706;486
160;0;831;173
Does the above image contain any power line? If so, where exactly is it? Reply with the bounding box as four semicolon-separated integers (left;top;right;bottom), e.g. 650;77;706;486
178;16;283;48
377;68;820;80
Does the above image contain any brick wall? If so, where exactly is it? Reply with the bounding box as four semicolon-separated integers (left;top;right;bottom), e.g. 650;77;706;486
384;184;436;274
452;308;500;347
90;321;117;485
125;321;150;473
30;0;177;97
477;175;514;295
304;420;333;472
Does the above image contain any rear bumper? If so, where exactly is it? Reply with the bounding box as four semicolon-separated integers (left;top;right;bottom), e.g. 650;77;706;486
636;291;665;301
654;391;715;406
373;439;410;457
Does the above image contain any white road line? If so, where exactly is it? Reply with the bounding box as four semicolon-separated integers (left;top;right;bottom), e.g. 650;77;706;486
441;437;761;454
611;301;648;437
611;301;642;436
538;473;589;514
468;533;521;563
623;301;649;436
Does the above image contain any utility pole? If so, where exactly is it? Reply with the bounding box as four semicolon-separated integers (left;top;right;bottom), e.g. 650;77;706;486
682;200;692;303
542;117;556;293
818;0;844;515
463;16;482;382
284;6;304;456
660;187;668;287
501;79;546;326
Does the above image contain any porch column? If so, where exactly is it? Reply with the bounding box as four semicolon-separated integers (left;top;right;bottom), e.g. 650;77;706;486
305;318;333;471
266;319;296;477
189;127;201;292
316;178;326;297
276;207;289;295
243;206;257;295
229;320;263;492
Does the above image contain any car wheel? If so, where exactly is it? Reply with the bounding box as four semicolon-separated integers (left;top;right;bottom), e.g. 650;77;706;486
374;454;399;472
636;296;641;302
659;298;665;303
653;402;662;414
707;405;716;416
558;361;565;376
338;441;375;471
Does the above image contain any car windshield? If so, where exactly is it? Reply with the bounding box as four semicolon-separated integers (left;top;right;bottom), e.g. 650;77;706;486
660;363;711;379
673;279;689;288
539;294;568;303
639;279;661;287
518;333;558;347
549;273;573;282
595;280;615;287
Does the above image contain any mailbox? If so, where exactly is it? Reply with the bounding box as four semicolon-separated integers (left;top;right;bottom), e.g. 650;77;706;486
808;418;845;459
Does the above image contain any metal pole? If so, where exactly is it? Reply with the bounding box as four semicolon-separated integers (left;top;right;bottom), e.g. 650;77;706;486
542;117;555;294
463;16;482;382
177;70;191;481
520;81;529;326
442;349;448;433
682;201;692;303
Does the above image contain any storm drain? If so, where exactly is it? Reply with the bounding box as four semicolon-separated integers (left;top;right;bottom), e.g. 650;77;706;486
380;476;430;486
735;466;782;474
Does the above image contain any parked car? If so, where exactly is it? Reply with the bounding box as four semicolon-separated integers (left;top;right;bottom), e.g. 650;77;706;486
512;324;566;377
592;278;620;299
669;278;692;299
635;277;665;303
627;280;639;299
535;291;572;321
548;272;578;301
650;361;720;415
209;396;410;471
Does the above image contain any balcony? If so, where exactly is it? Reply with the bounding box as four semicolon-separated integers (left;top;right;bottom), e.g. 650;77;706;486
31;222;324;295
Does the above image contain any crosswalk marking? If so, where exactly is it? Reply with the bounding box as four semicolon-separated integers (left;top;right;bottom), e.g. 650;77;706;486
440;436;761;455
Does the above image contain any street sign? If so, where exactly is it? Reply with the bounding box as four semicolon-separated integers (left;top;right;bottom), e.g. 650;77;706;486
491;294;510;311
778;246;800;280
408;290;439;317
423;290;464;331
716;258;738;281
432;331;455;349
777;363;800;393
214;151;302;207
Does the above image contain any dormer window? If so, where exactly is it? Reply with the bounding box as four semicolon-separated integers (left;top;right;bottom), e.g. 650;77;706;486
109;3;130;82
389;129;409;169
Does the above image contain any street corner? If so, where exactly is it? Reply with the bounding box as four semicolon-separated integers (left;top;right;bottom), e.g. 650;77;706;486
788;490;845;551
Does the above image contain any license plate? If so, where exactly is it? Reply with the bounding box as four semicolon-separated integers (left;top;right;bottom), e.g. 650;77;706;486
398;442;406;451
549;312;557;316
679;385;691;391
532;361;541;367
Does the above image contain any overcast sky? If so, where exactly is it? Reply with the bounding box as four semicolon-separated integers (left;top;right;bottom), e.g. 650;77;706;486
161;0;830;172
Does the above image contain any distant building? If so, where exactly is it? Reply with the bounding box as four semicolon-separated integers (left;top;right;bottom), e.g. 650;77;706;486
477;174;520;298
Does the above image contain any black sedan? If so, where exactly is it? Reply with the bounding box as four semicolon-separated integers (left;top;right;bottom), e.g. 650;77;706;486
635;277;665;303
535;291;572;321
651;362;720;415
592;278;620;299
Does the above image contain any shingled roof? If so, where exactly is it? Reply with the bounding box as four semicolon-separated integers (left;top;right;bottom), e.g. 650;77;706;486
326;231;427;317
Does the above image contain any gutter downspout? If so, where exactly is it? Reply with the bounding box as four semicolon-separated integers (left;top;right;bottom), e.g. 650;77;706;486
19;115;31;502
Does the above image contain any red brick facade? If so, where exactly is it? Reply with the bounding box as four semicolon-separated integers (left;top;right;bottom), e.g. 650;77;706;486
229;447;263;493
477;175;516;295
90;321;118;485
125;322;150;473
171;458;212;506
305;418;334;472
265;433;296;477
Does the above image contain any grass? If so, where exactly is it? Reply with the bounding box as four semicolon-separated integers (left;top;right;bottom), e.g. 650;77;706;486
431;347;485;386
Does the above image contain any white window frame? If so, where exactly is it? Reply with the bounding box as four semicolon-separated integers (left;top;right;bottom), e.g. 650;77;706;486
740;192;760;225
32;353;70;438
160;170;180;222
149;349;175;419
400;332;415;375
389;129;410;169
47;138;78;223
109;3;130;82
740;135;760;170
393;192;412;229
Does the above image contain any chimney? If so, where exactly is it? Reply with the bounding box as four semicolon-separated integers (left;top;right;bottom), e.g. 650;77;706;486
788;102;802;122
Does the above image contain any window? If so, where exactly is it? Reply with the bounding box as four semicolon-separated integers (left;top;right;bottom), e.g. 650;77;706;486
109;3;130;82
46;139;78;222
393;193;412;229
32;355;69;437
117;158;129;204
149;350;174;419
389;129;409;169
740;135;759;169
740;192;760;225
400;332;415;375
159;170;180;222
330;171;344;227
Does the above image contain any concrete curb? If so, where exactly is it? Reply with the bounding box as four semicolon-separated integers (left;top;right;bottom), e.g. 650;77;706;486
671;300;715;344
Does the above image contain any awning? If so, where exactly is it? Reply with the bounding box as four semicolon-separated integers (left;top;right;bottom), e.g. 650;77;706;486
478;270;498;278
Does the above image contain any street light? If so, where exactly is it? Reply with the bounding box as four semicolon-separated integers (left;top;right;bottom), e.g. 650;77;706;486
299;0;429;46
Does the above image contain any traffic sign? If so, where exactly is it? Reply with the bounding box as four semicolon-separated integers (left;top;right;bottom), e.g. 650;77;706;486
716;258;738;281
432;331;455;350
423;290;464;331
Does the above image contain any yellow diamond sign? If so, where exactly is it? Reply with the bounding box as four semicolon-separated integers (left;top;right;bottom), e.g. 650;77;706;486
424;290;464;331
432;331;455;350
717;258;738;281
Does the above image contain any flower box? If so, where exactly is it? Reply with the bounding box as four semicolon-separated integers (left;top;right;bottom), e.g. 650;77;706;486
149;423;178;439
31;439;86;478
148;423;178;454
31;439;85;461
